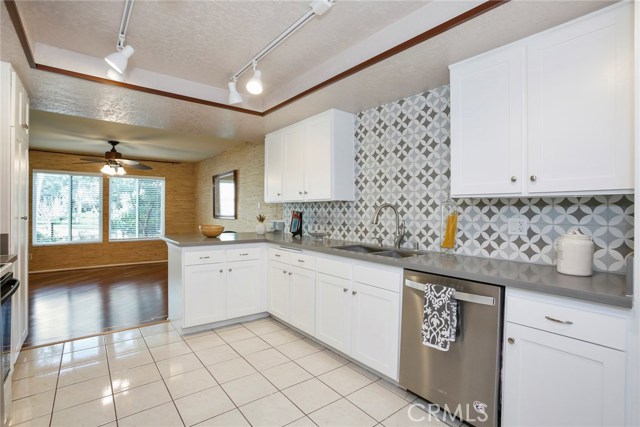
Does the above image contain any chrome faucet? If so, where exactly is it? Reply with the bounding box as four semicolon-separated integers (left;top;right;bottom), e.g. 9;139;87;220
371;203;405;248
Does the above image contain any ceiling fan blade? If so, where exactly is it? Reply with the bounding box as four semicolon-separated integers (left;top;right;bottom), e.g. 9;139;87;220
118;158;141;166
126;163;153;171
78;157;106;163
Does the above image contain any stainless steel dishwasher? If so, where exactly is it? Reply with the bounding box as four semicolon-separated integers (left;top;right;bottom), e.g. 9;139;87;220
399;270;503;427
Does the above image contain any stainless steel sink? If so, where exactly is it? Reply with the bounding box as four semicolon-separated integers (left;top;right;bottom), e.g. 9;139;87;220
331;244;386;254
374;250;419;258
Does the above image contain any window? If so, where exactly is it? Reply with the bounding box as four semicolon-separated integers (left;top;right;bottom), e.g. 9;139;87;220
109;176;165;241
32;171;102;245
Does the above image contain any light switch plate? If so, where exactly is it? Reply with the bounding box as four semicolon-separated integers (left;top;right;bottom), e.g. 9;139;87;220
508;217;529;236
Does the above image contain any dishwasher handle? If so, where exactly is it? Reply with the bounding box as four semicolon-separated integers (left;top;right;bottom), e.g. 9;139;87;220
404;279;495;306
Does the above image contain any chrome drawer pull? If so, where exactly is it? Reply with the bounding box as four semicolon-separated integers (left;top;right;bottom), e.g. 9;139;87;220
545;315;573;325
239;253;248;256
199;256;210;259
297;259;304;263
343;288;348;293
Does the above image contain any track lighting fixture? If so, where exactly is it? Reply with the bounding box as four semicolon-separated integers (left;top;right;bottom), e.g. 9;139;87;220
228;79;242;105
105;0;135;78
227;0;335;104
246;62;263;95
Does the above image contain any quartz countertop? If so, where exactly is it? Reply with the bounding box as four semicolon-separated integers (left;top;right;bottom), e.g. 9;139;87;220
162;233;633;308
0;254;17;264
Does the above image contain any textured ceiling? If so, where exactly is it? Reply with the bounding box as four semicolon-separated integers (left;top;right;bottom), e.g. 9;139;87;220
1;0;617;161
16;0;427;92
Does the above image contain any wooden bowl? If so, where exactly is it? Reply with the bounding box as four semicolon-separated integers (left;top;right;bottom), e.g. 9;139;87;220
199;225;224;238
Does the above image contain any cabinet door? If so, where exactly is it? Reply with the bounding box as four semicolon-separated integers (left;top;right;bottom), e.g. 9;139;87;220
502;322;625;427
303;112;332;201
12;71;29;139
350;282;400;380
526;5;633;194
289;266;315;336
227;259;262;319
449;45;523;197
282;124;306;201
264;131;284;203
267;261;290;321
315;273;351;354
184;264;226;328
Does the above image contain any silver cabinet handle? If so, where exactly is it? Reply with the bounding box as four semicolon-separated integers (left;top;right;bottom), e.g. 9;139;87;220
22;123;28;130
288;272;293;276
530;175;537;182
277;193;281;196
298;191;303;195
239;253;248;256
352;291;357;295
219;269;223;273
304;191;308;195
507;337;515;344
343;288;348;293
510;176;517;183
199;256;210;259
228;268;232;272
297;259;304;263
275;254;281;258
20;216;28;220
282;270;287;274
545;315;573;325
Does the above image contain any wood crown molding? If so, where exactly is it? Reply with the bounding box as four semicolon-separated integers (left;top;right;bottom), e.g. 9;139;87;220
4;0;509;117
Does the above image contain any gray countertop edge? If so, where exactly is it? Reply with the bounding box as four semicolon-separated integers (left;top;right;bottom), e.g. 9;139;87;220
161;233;633;309
0;254;18;264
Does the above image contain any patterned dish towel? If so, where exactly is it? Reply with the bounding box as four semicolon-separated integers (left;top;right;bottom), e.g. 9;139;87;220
421;283;458;351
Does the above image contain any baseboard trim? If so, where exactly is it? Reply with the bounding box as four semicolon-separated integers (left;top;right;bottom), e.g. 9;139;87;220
29;260;168;275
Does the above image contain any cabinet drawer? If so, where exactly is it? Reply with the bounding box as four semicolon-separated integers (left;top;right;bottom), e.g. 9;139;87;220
315;257;351;280
269;247;290;263
290;253;315;270
506;296;626;350
184;249;225;266
227;247;261;262
353;265;401;293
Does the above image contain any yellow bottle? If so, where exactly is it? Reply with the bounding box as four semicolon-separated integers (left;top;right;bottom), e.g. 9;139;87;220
440;196;459;254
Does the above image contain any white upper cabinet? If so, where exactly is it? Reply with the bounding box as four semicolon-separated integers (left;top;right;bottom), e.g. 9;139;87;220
264;109;355;203
450;45;524;196
450;3;633;197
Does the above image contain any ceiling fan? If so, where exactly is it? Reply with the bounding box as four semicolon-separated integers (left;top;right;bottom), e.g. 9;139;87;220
78;140;152;175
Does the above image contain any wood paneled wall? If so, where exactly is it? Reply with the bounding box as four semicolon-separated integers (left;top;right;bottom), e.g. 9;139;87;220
195;142;282;232
29;151;196;272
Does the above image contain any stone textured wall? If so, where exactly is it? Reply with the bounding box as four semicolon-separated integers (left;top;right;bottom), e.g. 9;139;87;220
29;151;197;271
284;85;634;273
195;142;282;233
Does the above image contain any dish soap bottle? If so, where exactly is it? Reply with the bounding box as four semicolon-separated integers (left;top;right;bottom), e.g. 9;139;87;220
440;195;459;255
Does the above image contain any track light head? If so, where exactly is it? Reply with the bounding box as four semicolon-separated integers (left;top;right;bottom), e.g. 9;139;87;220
105;45;135;74
107;68;125;82
246;62;263;95
228;80;243;105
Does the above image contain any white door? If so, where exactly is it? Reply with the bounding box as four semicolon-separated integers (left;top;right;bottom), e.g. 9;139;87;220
226;259;262;319
449;44;523;197
264;131;284;203
315;272;351;354
183;264;226;328
267;261;290;322
282;124;306;201
303;112;332;201
16;130;28;348
350;282;400;380
289;266;315;336
526;5;633;194
502;322;626;427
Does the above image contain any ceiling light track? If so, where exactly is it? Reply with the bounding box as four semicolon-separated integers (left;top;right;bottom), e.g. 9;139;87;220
105;0;136;78
228;0;335;105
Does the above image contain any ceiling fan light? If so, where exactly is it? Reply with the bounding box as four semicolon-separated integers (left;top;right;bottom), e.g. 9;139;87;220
105;45;135;74
101;164;116;175
246;69;263;95
228;81;243;105
116;166;126;175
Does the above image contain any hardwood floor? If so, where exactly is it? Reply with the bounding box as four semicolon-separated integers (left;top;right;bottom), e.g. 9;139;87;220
26;263;168;348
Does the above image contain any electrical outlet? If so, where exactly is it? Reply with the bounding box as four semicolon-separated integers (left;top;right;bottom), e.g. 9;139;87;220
508;217;529;236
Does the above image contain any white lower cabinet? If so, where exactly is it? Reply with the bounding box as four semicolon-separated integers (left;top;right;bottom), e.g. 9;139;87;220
183;263;226;328
289;265;316;336
168;245;264;331
350;282;399;379
502;322;625;427
227;259;262;319
267;261;290;321
315;272;351;354
501;289;628;427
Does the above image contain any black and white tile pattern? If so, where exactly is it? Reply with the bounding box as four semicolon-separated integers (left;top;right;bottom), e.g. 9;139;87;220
283;85;634;273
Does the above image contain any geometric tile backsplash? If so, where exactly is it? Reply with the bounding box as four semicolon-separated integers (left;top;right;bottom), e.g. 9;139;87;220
283;85;634;273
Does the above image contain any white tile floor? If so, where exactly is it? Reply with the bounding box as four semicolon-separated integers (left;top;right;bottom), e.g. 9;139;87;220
8;317;450;427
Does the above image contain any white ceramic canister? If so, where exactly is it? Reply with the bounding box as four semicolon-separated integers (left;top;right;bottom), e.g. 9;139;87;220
556;230;594;276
